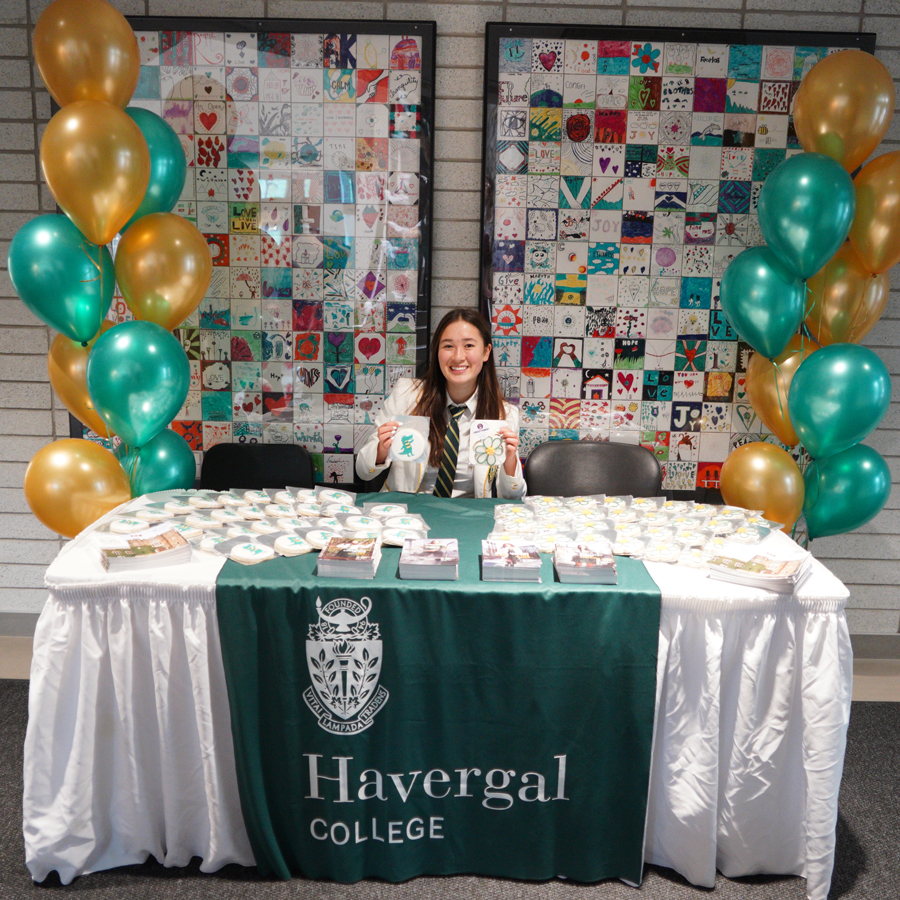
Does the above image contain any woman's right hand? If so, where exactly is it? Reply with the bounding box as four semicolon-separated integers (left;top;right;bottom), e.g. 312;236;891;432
374;420;400;465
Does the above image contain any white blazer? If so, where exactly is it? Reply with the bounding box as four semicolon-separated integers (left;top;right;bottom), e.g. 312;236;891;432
355;378;526;499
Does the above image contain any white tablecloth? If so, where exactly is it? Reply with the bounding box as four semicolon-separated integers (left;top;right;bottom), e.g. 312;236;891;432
23;499;851;899
643;558;851;899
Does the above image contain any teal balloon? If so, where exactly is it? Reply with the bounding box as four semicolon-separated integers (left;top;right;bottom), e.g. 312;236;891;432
804;445;891;539
86;321;190;448
719;246;806;358
788;343;891;459
757;152;856;279
115;428;196;496
8;215;113;343
121;108;187;232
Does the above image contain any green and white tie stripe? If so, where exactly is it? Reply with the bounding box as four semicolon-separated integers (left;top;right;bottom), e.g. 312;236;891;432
432;404;467;498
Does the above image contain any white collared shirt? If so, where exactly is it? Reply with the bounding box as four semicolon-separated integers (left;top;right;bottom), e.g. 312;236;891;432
417;393;480;497
355;378;526;499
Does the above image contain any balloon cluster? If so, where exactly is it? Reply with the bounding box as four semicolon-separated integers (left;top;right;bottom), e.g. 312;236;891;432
720;50;893;539
11;0;209;538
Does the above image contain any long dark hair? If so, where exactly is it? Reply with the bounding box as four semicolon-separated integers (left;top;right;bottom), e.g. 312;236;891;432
412;308;507;467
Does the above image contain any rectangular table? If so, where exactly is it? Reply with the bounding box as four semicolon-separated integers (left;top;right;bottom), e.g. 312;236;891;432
23;493;852;900
215;495;661;884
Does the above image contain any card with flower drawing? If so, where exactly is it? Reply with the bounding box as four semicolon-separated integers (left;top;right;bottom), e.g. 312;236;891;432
470;419;508;467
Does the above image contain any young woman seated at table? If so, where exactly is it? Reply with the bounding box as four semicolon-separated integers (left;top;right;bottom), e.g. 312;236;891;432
356;308;526;499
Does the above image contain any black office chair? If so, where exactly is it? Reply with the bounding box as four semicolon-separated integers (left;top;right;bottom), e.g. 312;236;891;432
524;440;662;498
199;443;315;491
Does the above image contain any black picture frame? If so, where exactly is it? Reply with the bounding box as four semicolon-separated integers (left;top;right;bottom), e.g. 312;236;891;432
479;24;875;499
71;17;437;487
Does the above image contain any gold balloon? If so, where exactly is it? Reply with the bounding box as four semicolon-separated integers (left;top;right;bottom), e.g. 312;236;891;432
806;243;890;345
793;49;895;173
47;322;117;437
746;337;822;448
33;0;139;109
24;439;131;539
849;151;900;274
40;101;150;246
720;443;805;531
115;214;213;331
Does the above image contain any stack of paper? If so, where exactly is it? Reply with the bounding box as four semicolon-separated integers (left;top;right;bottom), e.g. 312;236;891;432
481;539;542;582
318;536;382;579
95;524;192;571
399;538;459;580
706;544;812;592
553;540;617;584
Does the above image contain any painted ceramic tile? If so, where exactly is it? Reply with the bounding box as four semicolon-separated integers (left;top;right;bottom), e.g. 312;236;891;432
87;23;434;474
482;28;855;492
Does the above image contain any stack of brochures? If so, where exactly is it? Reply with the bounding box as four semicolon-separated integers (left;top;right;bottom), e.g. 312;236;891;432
481;539;542;583
399;538;459;580
95;524;193;571
706;544;812;592
318;536;382;579
553;539;617;584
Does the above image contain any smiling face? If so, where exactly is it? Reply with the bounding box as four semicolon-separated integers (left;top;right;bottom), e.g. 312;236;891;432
437;320;492;403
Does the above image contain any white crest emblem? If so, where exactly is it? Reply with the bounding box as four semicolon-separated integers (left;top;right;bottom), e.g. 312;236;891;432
304;596;389;734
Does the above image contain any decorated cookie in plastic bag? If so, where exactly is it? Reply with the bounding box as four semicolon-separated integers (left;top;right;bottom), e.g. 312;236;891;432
274;534;314;556
229;541;276;565
109;517;149;534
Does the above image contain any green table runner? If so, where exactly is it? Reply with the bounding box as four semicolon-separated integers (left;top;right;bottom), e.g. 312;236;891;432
216;494;661;884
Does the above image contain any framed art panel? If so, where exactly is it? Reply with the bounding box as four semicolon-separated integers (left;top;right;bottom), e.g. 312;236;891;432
75;18;436;485
480;24;874;497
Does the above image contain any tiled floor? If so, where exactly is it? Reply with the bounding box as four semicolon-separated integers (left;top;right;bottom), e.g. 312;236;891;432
2;635;899;699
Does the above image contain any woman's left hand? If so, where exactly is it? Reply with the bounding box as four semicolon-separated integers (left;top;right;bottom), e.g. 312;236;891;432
498;427;519;476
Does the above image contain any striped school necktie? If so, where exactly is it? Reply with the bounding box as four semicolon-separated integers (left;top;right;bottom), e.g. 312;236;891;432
432;404;467;497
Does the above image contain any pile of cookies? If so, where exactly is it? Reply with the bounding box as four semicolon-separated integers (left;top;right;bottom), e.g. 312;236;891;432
488;496;784;568
103;487;431;566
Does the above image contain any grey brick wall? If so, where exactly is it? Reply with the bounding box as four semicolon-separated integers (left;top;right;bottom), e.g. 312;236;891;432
1;0;897;639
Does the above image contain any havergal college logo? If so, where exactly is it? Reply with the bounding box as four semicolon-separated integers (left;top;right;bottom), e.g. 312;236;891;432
304;596;389;734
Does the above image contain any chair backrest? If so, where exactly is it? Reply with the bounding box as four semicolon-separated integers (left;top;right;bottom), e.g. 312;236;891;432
523;440;662;498
199;443;315;491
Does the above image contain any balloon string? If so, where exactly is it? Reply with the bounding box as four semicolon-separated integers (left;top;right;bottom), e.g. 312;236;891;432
797;274;824;551
127;445;140;497
791;454;819;550
794;288;815;548
771;355;811;549
791;464;810;549
83;244;100;351
846;273;875;344
80;241;103;285
802;281;816;343
90;242;115;448
798;283;807;364
796;440;812;550
772;360;787;426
